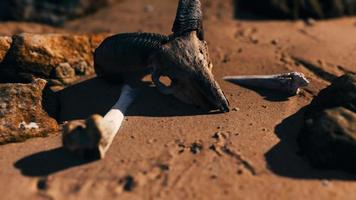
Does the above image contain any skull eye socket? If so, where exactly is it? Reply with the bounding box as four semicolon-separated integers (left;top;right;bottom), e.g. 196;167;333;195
159;76;173;88
152;69;174;95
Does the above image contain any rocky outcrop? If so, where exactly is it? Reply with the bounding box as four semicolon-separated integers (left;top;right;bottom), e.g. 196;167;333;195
0;79;59;144
0;33;109;86
298;73;356;172
236;0;356;19
0;0;111;25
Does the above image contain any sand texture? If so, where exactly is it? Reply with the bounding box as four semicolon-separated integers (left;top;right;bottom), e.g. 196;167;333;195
0;0;356;199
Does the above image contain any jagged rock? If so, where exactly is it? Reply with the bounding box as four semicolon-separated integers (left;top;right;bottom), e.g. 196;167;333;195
298;73;356;172
0;79;59;144
0;33;109;85
236;0;356;19
0;36;12;62
0;0;111;25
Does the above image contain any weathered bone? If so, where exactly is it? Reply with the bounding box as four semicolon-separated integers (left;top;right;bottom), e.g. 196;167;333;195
152;31;229;112
62;85;138;159
223;72;309;95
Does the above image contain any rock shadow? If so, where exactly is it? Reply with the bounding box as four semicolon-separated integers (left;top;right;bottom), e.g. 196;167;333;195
265;108;356;180
57;77;216;122
14;147;95;177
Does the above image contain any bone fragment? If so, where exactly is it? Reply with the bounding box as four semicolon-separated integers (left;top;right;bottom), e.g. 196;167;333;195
62;84;139;159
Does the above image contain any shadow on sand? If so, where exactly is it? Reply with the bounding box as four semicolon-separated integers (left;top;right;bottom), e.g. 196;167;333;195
229;83;292;102
57;77;215;122
265;108;356;180
14;147;96;177
15;77;221;176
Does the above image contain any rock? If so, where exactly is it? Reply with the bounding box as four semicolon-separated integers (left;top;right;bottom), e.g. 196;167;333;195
236;0;356;19
0;0;111;25
0;79;59;144
310;73;356;111
298;73;356;172
0;36;12;62
0;33;109;85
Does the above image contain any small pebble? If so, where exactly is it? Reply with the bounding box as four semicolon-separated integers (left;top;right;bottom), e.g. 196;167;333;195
232;107;240;112
305;18;316;26
190;142;203;154
144;4;154;12
271;39;278;45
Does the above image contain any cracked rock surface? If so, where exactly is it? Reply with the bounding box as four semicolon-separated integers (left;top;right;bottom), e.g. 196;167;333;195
0;33;109;86
0;79;59;144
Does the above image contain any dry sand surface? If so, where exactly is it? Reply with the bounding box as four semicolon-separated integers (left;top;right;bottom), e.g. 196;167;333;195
0;0;356;199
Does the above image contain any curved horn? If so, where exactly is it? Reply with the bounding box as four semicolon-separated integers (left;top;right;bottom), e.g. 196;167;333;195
94;32;170;79
172;0;204;40
101;32;170;52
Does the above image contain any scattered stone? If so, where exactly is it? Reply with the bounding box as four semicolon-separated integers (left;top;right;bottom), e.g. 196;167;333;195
0;79;59;144
270;39;278;45
119;175;136;192
298;73;356;172
0;0;111;25
305;18;317;26
232;107;240;112
144;4;155;13
158;164;170;171
0;33;109;85
190;142;203;154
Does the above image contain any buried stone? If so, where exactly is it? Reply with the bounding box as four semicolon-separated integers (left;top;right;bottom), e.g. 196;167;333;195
298;73;356;172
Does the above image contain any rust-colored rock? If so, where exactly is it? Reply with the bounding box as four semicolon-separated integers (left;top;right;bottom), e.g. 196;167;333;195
0;36;11;62
0;79;59;144
1;33;109;85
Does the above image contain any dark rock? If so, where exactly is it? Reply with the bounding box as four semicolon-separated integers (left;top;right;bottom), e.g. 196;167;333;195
0;0;111;25
298;73;356;172
310;73;356;111
236;0;356;19
0;33;109;85
0;79;59;144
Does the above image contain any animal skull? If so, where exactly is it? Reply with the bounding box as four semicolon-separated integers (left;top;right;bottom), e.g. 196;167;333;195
94;0;229;112
151;32;229;112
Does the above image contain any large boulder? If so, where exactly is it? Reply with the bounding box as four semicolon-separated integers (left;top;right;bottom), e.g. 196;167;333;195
0;0;111;25
236;0;356;19
0;33;109;86
298;73;356;172
0;79;59;144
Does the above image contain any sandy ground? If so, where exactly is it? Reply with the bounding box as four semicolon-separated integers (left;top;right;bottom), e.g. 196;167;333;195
0;0;356;199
